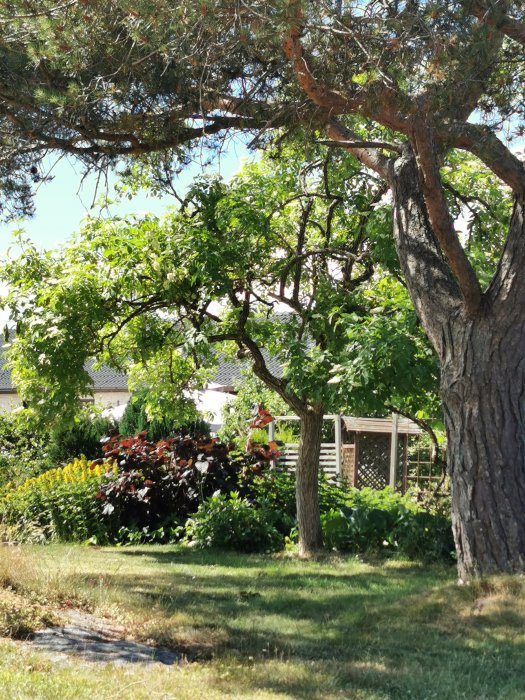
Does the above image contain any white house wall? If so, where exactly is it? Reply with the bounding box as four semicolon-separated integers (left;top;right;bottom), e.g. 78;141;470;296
0;394;21;411
93;391;130;407
196;387;234;430
0;389;228;429
0;392;130;413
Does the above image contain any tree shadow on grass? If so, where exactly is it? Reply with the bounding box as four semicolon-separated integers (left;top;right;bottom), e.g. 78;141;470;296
114;544;452;577
55;549;525;699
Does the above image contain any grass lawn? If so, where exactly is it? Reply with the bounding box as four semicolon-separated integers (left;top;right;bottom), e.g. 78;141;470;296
0;545;524;699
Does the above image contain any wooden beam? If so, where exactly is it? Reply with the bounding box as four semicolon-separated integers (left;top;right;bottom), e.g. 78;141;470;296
389;412;399;488
334;415;342;476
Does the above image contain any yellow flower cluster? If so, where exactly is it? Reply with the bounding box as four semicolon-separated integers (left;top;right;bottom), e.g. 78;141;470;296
4;456;114;497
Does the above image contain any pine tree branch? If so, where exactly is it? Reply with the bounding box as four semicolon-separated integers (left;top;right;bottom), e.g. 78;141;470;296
487;198;525;310
0;1;78;23
466;0;525;48
412;124;483;316
447;121;525;196
317;139;402;153
325;119;394;180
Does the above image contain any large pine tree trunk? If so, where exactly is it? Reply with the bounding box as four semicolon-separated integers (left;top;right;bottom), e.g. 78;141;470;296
296;407;324;555
441;315;525;580
392;148;525;579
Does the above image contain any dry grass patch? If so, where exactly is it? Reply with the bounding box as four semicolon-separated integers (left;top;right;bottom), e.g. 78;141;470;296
0;588;57;639
0;545;36;590
137;618;227;659
0;546;57;638
0;545;110;640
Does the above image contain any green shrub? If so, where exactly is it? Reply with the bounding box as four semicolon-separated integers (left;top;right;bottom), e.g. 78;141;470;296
395;510;455;562
321;506;399;552
245;469;349;521
244;469;296;519
320;487;454;562
185;492;285;553
47;407;114;465
119;390;210;442
0;412;51;488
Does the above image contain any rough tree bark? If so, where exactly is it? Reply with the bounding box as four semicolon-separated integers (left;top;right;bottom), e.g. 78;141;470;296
441;312;525;580
393;148;525;580
295;406;325;555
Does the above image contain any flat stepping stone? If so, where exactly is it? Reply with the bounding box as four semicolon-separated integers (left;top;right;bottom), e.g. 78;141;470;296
29;612;180;666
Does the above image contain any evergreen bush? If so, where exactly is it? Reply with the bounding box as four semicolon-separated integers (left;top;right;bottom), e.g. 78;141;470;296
47;407;114;464
119;390;210;442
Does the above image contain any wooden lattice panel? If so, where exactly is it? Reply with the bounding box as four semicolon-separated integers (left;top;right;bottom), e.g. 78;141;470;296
341;445;356;485
357;463;388;490
355;433;390;490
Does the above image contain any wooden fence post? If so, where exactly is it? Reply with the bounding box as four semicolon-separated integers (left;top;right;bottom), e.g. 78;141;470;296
389;412;399;488
334;415;342;476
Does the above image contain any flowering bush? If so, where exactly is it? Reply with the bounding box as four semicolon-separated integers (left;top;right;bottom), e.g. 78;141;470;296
0;431;268;544
0;456;114;542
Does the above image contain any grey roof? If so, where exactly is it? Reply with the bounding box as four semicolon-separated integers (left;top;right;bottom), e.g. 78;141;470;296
84;359;129;390
0;364;11;392
0;332;283;393
0;343;128;393
213;353;282;386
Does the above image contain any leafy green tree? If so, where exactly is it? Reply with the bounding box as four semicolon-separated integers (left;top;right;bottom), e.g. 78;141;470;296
0;411;51;487
218;370;291;447
2;145;438;553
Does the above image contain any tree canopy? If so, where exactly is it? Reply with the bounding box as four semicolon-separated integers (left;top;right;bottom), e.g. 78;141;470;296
2;140;445;553
0;2;523;227
2;143;439;425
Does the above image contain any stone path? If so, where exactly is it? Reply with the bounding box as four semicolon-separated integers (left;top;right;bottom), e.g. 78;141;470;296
28;610;181;666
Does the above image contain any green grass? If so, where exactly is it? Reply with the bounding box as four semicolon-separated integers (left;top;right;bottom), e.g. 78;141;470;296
0;545;524;699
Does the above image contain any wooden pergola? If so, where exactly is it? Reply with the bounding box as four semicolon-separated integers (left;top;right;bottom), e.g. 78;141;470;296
268;414;421;490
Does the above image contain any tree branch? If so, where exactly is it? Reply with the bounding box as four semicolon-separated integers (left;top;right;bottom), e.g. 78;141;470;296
292;200;312;305
412;124;483;316
318;139;402;153
231;296;305;413
467;0;525;48
392;148;463;356
0;1;78;23
281;1;403;178
446;121;525;196
326;119;393;180
487;198;525;310
282;2;358;114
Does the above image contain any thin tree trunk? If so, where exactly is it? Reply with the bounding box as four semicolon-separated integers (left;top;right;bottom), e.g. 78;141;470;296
296;407;324;555
392;148;525;579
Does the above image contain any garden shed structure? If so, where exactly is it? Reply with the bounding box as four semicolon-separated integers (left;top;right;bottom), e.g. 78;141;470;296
268;414;423;492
